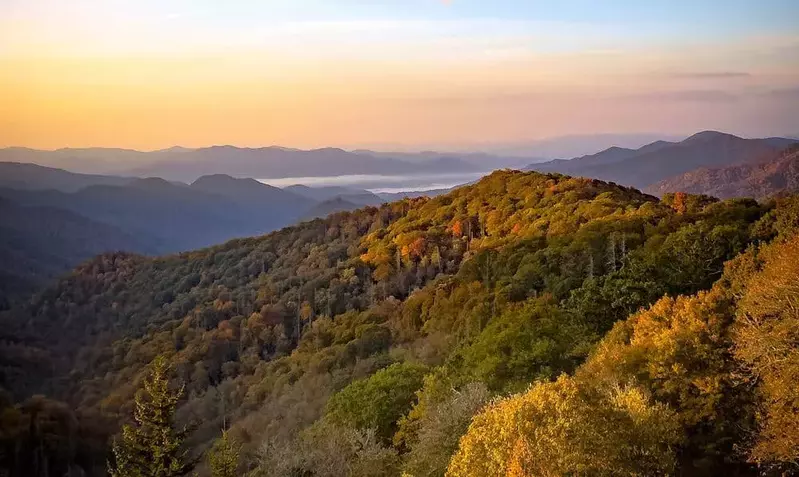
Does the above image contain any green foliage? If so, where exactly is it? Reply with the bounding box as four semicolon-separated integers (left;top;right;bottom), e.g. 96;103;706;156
3;171;796;476
207;430;240;477
109;356;189;477
324;362;428;442
456;297;592;391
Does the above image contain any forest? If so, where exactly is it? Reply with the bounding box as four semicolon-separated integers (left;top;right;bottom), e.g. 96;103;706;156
1;170;798;476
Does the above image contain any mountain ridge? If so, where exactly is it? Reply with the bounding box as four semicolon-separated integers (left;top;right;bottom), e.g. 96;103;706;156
647;144;799;198
527;132;794;189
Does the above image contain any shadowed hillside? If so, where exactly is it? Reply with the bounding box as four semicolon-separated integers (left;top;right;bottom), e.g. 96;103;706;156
528;131;795;189
648;144;799;199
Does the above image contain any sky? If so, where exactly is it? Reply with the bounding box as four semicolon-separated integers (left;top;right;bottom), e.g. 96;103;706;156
1;0;798;150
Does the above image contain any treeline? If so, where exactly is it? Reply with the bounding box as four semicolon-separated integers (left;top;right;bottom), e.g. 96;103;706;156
1;170;798;476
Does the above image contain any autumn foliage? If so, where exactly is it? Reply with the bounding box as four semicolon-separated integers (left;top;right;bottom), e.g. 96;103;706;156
2;170;798;476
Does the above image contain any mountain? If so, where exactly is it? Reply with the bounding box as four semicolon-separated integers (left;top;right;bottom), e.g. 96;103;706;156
0;197;153;303
287;185;385;218
129;146;483;182
190;174;316;218
0;146;485;183
294;188;385;221
288;184;453;206
376;187;454;202
354;150;534;170
648;144;799;199
0;147;178;175
527;131;794;189
0;161;133;192
479;132;683;158
301;197;370;220
3;169;797;476
0;173;317;253
285;184;381;203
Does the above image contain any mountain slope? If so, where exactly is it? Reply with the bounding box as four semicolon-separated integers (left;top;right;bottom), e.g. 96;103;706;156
527;131;792;189
0;197;153;303
3;170;794;476
301;196;376;220
647;145;799;199
0;174;317;252
450;230;799;475
285;184;382;204
0;161;133;192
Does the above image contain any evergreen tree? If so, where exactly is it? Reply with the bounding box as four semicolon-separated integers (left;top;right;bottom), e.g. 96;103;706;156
207;430;240;477
108;356;189;477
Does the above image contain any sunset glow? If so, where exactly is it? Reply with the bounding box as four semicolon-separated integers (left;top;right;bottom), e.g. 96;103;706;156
2;0;798;150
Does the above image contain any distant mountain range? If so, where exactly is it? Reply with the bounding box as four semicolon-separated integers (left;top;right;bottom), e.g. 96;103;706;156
466;133;685;158
648;144;799;199
0;168;314;253
0;161;133;192
527;131;798;191
0;146;515;182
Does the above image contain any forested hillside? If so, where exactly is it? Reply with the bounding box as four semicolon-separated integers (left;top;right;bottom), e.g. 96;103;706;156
1;170;798;476
0;197;154;306
648;144;799;199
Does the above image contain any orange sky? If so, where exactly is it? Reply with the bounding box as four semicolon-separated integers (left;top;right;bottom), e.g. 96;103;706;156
2;1;798;150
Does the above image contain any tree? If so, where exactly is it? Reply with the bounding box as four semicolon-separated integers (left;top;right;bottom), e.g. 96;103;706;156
207;430;240;477
447;375;680;477
108;356;190;477
733;236;799;466
458;299;592;391
324;362;428;442
401;382;490;477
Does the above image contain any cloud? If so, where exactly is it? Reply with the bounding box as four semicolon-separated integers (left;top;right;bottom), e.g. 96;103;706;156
621;90;739;103
761;87;799;99
667;72;751;79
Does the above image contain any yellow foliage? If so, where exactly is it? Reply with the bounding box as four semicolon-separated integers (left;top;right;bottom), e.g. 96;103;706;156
579;287;733;429
447;375;680;477
733;235;799;464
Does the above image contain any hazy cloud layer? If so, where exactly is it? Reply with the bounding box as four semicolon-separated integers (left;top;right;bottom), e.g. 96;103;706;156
666;72;752;79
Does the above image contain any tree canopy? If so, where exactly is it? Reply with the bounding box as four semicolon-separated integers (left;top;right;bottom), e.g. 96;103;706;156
2;170;798;476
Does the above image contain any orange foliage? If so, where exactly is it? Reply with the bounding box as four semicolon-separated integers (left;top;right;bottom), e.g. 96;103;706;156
672;192;688;214
451;220;464;237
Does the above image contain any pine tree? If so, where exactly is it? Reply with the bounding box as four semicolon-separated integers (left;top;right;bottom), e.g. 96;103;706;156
208;430;240;477
109;356;189;477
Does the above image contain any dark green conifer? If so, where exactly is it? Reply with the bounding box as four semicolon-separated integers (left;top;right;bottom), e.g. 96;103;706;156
207;430;240;477
109;356;189;477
